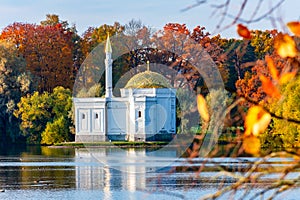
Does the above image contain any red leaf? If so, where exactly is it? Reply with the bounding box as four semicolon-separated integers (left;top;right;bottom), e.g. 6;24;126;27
237;24;252;39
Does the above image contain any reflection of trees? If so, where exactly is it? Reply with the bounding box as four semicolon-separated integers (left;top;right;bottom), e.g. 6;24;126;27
20;147;75;189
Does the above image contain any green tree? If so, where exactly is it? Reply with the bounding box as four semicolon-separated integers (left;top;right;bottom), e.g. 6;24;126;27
15;86;73;144
41;116;70;145
261;76;300;149
0;41;33;143
14;91;51;143
50;86;73;118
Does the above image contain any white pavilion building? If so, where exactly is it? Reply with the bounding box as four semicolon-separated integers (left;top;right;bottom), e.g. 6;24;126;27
73;36;176;142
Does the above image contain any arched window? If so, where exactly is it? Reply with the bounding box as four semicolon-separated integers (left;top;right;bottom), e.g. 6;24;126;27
138;111;142;118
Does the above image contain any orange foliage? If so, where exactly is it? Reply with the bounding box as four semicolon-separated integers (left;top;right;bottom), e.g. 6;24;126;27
164;23;190;35
259;75;281;99
0;23;75;92
265;55;279;81
237;24;252;39
287;21;300;36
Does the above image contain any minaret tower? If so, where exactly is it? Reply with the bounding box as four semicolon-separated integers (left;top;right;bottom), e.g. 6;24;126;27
105;34;113;98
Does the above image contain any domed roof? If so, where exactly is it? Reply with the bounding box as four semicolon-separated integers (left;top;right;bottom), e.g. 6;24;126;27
125;71;172;89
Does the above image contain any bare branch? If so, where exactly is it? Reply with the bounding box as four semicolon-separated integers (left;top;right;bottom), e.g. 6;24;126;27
180;0;207;12
182;0;285;32
239;96;300;125
224;0;285;24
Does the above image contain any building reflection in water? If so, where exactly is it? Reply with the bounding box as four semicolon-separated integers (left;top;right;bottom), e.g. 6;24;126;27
75;147;177;194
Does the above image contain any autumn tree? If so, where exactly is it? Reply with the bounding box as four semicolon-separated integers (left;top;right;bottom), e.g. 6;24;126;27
40;14;84;74
0;21;75;92
81;22;124;57
235;54;287;102
0;41;33;143
250;29;278;59
150;23;228;92
40;14;69;28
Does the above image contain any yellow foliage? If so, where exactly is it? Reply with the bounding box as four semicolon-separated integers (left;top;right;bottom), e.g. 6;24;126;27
243;135;261;155
245;106;271;137
274;33;298;58
196;94;210;122
279;71;297;85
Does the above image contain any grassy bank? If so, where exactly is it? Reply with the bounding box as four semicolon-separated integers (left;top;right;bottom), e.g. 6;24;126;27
53;141;170;148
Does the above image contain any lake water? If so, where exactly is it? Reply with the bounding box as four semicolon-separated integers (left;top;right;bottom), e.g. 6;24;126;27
0;145;299;200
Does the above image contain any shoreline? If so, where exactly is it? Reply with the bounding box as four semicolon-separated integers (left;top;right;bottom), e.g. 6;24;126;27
51;141;172;148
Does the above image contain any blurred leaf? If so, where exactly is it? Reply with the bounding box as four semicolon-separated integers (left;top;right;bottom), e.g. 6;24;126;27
243;135;260;155
197;94;210;122
266;55;279;81
245;106;271;136
252;111;271;136
275;33;298;58
259;75;281;98
279;71;297;85
287;21;300;36
237;24;252;39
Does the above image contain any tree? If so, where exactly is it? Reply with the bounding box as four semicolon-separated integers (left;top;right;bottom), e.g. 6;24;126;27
76;83;104;97
250;29;278;59
0;41;32;143
42;86;73;144
261;76;300;149
176;88;197;133
40;14;69;28
0;21;75;92
14;86;73;144
81;22;124;57
41;116;71;145
40;14;84;76
14;91;51;143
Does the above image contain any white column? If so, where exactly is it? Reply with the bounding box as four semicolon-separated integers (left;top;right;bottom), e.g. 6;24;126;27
105;35;113;98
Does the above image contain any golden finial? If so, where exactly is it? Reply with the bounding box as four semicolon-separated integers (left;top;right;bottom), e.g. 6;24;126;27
105;33;112;53
146;61;150;72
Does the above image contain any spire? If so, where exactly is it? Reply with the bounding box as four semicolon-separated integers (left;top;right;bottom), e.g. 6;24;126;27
105;33;113;98
105;34;112;53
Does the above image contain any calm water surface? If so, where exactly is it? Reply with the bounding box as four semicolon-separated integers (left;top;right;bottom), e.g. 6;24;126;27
0;145;299;200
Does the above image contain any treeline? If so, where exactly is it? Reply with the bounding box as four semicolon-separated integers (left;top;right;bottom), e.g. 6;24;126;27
0;14;299;148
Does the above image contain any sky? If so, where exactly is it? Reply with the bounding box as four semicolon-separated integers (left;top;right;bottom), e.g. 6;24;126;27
0;0;299;38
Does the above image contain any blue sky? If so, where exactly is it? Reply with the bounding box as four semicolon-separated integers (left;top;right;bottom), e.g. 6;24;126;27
0;0;299;37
